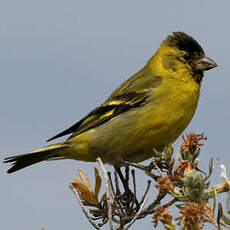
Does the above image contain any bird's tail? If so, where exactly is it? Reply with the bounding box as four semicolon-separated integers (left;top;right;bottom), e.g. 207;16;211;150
4;144;68;174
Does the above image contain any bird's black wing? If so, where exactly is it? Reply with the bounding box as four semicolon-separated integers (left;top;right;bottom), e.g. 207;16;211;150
47;90;149;142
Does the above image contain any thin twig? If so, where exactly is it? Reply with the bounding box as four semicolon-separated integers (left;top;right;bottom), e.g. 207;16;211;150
121;160;147;170
138;192;167;218
122;194;148;230
212;187;217;215
139;180;151;206
97;157;114;230
115;166;130;193
220;222;230;229
125;166;129;182
163;198;177;208
108;172;116;196
153;162;162;176
130;170;137;210
114;170;121;195
69;184;100;230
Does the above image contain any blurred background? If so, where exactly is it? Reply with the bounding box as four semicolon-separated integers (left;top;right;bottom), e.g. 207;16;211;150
1;0;229;229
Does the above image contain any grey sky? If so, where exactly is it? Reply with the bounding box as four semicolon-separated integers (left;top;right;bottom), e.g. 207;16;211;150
1;0;230;229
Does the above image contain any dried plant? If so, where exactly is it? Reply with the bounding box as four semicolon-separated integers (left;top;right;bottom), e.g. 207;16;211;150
69;133;230;230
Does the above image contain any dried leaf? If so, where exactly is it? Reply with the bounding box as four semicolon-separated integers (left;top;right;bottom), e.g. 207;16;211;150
73;173;99;207
100;192;107;204
78;169;93;192
94;167;102;199
217;203;223;226
209;158;213;176
73;176;89;193
72;182;90;201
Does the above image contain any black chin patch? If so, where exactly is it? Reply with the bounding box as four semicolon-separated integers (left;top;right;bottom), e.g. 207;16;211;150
165;32;204;55
194;70;204;83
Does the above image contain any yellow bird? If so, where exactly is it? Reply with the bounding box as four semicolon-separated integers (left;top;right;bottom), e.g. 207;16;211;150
4;32;217;173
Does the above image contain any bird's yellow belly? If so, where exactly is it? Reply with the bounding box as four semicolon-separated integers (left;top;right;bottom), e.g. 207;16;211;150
116;100;198;162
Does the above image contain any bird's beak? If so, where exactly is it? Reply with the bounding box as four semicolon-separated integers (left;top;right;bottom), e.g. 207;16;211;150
195;56;218;71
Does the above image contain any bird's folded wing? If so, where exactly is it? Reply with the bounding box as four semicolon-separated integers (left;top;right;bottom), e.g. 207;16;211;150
47;91;149;142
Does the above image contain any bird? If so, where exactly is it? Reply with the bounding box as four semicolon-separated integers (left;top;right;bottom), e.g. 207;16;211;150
4;32;217;174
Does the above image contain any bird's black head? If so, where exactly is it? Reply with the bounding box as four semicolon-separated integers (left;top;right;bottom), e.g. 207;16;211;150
166;31;204;56
161;31;217;83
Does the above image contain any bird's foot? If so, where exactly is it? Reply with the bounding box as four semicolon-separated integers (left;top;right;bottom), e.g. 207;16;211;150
121;160;156;171
121;160;160;181
114;166;131;193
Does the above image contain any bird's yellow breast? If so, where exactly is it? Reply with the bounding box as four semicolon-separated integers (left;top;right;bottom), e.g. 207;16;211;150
145;75;200;142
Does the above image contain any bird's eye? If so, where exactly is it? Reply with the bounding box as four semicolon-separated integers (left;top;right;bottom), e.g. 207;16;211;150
184;54;191;60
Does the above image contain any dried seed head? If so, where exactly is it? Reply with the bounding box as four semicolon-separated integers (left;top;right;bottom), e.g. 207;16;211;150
174;160;198;183
179;202;214;229
153;205;172;227
155;174;175;192
181;133;207;153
